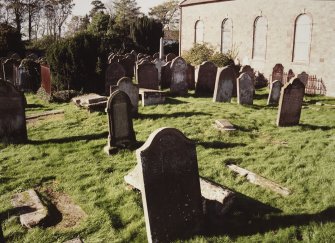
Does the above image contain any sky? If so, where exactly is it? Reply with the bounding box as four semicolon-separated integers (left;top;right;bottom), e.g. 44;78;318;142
72;0;167;16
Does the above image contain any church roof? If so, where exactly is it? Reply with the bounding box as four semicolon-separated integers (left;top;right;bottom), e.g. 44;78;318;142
179;0;227;7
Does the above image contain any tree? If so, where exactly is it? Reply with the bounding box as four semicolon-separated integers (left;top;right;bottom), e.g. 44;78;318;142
149;0;179;30
66;15;90;36
5;0;26;34
89;0;106;18
24;0;43;40
0;23;24;56
87;12;110;35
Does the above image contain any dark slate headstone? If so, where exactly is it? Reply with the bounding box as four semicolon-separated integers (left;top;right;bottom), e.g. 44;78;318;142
195;61;218;96
267;80;283;105
160;61;172;89
277;77;305;127
165;53;177;62
298;71;309;86
287;69;295;83
137;62;159;90
187;64;195;90
119;56;135;79
117;77;139;116
40;65;52;95
213;66;236;102
153;58;166;82
136;127;203;243
104;90;136;154
272;63;284;83
170;57;188;95
0;80;27;143
105;62;126;95
237;72;254;105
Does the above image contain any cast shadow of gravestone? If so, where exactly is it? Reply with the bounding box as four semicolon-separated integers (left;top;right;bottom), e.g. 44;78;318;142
137;111;209;120
198;141;247;149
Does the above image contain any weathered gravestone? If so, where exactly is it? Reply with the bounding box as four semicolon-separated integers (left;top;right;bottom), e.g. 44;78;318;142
272;64;284;83
267;80;283;105
137;62;159;90
298;71;309;86
287;69;295;83
153;58;166;83
195;61;218;96
136;127;203;243
276;77;305;127
119;56;135;79
239;65;254;80
104;90;136;154
213;66;236;102
0;80;27;143
105;62;126;95
170;57;188;95
187;64;195;90
165;53;177;62
117;77;139;116
160;61;172;89
40;64;52;95
237;72;254;105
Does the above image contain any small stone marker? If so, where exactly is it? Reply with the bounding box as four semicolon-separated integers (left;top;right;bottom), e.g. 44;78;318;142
272;64;284;83
139;88;166;106
104;90;136;154
213;66;236;102
11;189;48;228
195;61;218;95
214;119;236;131
105;62;126;95
277;77;305;126
117;77;139;116
237;72;254;105
137;62;159;90
0;81;27;143
136;128;203;243
170;56;188;95
267;80;283;105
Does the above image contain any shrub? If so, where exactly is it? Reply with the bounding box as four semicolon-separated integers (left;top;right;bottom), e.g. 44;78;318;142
0;23;24;57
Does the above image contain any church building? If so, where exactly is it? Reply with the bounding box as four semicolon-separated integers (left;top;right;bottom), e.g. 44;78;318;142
179;0;335;96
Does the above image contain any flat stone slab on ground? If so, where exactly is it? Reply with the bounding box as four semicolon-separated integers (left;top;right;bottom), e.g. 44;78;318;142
124;165;235;216
72;94;108;112
139;88;166;106
214;119;236;131
11;189;48;228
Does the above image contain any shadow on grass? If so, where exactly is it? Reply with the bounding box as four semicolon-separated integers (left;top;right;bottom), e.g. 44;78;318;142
109;212;125;229
137;112;209;120
26;103;45;109
28;132;108;145
165;97;189;104
300;124;335;131
198;141;246;149
303;96;335;105
254;93;269;100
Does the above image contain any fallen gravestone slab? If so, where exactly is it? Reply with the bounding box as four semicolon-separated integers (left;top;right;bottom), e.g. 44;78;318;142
213;119;236;131
11;189;48;228
125;164;235;216
227;164;291;196
26;110;64;120
72;94;108;113
139;88;166;106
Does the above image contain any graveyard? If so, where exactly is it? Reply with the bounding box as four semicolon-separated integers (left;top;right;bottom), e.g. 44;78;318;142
1;86;335;242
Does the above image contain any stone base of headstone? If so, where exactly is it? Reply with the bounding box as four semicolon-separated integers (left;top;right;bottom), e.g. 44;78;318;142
139;88;166;106
11;189;48;228
213;119;236;131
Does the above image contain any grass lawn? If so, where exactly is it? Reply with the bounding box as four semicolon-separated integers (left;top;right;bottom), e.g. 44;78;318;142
1;88;335;242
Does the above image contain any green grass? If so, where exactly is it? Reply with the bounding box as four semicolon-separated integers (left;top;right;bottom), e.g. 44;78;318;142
1;88;335;242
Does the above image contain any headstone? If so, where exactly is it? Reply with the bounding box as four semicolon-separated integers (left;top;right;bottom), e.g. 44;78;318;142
117;77;139;116
136;127;203;243
187;64;195;90
139;88;166;106
213;66;236;102
40;65;52;95
298;71;309;86
104;90;136;154
153;58;166;83
277;77;305;126
137;53;145;61
287;69;295;83
166;53;177;62
105;62;126;95
170;57;188;95
237;72;254;105
267;80;283;105
137;62;159;90
160;61;172;89
239;65;255;80
272;64;284;83
0;81;27;143
195;61;218;95
119;56;135;79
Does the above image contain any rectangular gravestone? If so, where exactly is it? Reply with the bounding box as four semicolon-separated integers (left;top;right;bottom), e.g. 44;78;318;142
237;72;254;105
136;128;203;243
267;80;283;105
139;88;166;106
213;66;236;102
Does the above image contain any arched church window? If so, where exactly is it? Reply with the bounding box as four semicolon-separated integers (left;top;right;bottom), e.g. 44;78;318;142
293;14;312;63
221;18;233;53
252;16;267;60
195;20;204;44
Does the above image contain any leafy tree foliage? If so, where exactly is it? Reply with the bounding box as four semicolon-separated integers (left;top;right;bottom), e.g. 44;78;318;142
0;23;24;57
87;12;110;34
149;0;179;30
89;0;106;18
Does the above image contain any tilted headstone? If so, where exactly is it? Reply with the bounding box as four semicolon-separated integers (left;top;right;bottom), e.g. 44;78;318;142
187;64;195;90
119;56;135;79
213;66;236;102
105;62;126;95
104;90;136;154
0;80;27;143
267;80;283;105
170;57;188;95
195;61;218;96
277;77;305;127
160;61;172;89
165;53;177;62
237;72;254;105
137;62;159;90
298;71;309;86
136;127;203;243
117;77;139;116
272;64;284;83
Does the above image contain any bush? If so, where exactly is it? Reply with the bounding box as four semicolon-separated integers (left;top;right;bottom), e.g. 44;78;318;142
0;23;24;57
26;35;56;54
